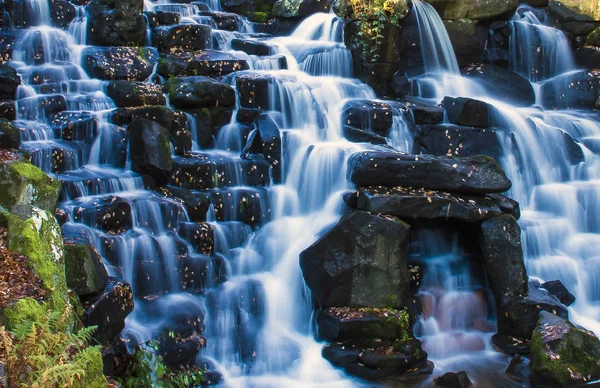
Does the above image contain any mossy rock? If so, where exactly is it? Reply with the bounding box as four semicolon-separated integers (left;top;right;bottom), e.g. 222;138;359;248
425;0;519;20
64;242;109;297
552;0;600;21
0;119;20;149
248;11;269;22
0;160;60;213
531;311;600;386
588;27;600;46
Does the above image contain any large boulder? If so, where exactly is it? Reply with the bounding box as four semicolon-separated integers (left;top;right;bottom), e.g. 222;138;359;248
539;69;600;109
461;63;535;107
575;46;600;70
347;151;512;195
129;119;173;185
0;159;60;213
341;100;395;136
87;0;146;46
542;280;576;306
443;96;492;128
153;24;212;53
433;371;473;388
531;311;600;387
299;211;411;308
317;307;410;341
479;215;528;298
0;64;20;100
63;224;109;296
548;0;600;21
164;76;236;110
413;124;502;160
424;0;519;20
444;20;488;67
105;81;166;108
0;119;20;149
242;113;282;183
157;49;249;78
82;47;159;81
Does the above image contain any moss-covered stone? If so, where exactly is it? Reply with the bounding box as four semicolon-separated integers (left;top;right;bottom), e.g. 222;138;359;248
0;119;20;149
588;26;600;46
552;0;600;21
64;242;108;297
425;0;519;20
531;311;600;386
76;346;106;388
1;297;47;329
249;11;269;22
0;160;60;213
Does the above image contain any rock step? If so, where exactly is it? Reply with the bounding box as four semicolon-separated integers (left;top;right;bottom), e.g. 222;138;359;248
57;167;150;201
157;49;250;78
20;139;87;173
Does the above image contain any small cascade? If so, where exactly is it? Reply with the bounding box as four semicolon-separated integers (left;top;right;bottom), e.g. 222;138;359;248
68;5;88;45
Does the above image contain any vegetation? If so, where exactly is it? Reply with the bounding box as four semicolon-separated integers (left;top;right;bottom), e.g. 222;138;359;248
0;310;105;388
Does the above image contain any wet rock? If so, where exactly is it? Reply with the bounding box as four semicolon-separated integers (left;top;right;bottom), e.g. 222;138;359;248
341;100;394;136
272;0;334;18
0;159;61;213
178;222;214;255
49;0;76;28
395;98;444;125
356;187;503;222
588;27;600;46
87;0;146;46
300;210;411;308
322;338;431;381
158;187;211;222
129;119;173;185
505;355;531;381
462;63;535;106
17;94;67;120
164;76;236;110
492;333;531;355
542;280;576;306
413;124;501;160
539;69;600;109
0;64;20;100
391;71;411;97
231;38;272;56
531;311;600;387
348;151;512;195
575;46;600;69
242;114;282;183
157;334;206;368
69;195;133;233
63;225;109;296
145;11;181;27
342;126;388;145
548;0;600;22
105;81;166;108
497;281;569;340
157;49;249;78
433;371;473;388
153;24;212;53
82;46;159;81
444;19;488;67
50;111;99;143
236;73;270;110
82;278;134;345
443;97;492;128
424;0;519;20
221;0;277;20
480;215;528;298
486;193;521;220
199;11;240;31
317;307;410;341
0;31;15;64
0;101;15;121
0;119;20;149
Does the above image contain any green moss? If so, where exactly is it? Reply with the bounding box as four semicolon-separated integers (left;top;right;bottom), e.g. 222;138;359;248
0;161;60;213
2;297;47;330
588;27;600;46
76;346;106;388
248;11;269;23
64;243;101;295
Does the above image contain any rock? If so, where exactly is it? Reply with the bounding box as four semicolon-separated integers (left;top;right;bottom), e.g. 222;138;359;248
317;307;410;341
178;222;214;255
486;193;521;220
341;100;395;135
356;187;504;222
342;126;388;145
50;111;99;143
539;69;600;109
0;64;20;100
221;0;277;20
153;24;212;53
322;338;431;381
199;11;241;31
17;95;67;120
243;114;282;183
443;97;492;128
299;211;411;308
505;355;531;381
236;73;270;110
391;71;411;97
82;46;159;81
0;119;20;149
548;0;600;22
0;101;15;121
444;20;488;67
272;0;334;18
156;334;206;367
531;311;600;387
479;215;528;298
497;281;569;340
105;81;166;108
433;371;473;388
462;63;535;107
424;0;519;20
347;151;512;195
129;119;173;185
82;279;134;345
588;27;600;46
164;76;236;110
63;225;109;296
395;98;444;125
492;333;531;355
231;38;272;56
67;195;133;233
49;0;76;28
145;11;181;27
413;124;501;160
87;0;146;46
0;159;60;213
542;280;576;306
575;46;600;69
157;49;249;78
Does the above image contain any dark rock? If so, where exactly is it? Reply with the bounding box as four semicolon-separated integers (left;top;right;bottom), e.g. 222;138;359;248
443;96;492;128
444;19;488;67
82;278;134;345
576;46;600;69
243;114;282;183
236;73;270;110
178;222;214;255
199;11;240;31
299;210;411;308
0;101;15;121
531;311;600;387
391;71;411;97
153;24;212;53
492;333;531;355
145;11;181;27
462;63;535;106
105;81;166;108
0;64;20;100
158;187;211;222
413;124;501;160
157;49;249;78
272;0;334;18
486;193;521;220
87;0;146;46
221;0;277;20
49;0;76;28
164;76;236;110
342;126;388;145
395;98;444;125
424;0;519;20
231;38;272;56
17;94;67;120
505;355;531;381
51;111;99;143
82;46;159;81
63;225;109;296
157;334;206;367
68;195;133;233
341;100;394;136
480;215;528;298
0;31;16;64
129;119;173;185
0;119;20;149
347;151;512;195
433;371;473;388
542;280;576;306
539;69;600;109
548;0;597;23
497;281;569;340
356;187;503;222
317;307;410;341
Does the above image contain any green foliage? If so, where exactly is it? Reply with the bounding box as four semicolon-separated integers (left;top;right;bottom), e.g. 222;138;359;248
0;311;105;388
117;342;205;388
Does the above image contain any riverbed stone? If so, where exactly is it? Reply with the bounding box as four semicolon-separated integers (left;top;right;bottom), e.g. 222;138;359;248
105;81;166;108
157;49;249;78
153;24;212;53
129;119;173;185
443;97;492;128
413;124;501;160
433;371;473;388
87;0;147;46
542;280;576;306
299;210;411;308
164;76;236;110
82;46;159;81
